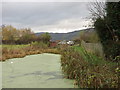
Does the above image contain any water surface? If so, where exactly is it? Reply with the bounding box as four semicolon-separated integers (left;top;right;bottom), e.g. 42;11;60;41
2;53;74;88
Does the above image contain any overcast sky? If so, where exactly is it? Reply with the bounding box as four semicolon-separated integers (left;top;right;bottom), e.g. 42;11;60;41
2;1;93;33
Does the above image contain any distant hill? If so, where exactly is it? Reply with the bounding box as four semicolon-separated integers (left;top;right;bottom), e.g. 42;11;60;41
36;28;94;41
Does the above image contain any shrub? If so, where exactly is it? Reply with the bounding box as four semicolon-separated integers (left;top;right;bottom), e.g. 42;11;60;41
61;47;119;88
93;2;120;61
103;41;120;61
31;41;48;49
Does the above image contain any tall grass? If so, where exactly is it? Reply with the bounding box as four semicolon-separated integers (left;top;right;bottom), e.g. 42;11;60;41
1;43;60;61
61;47;119;88
81;40;104;58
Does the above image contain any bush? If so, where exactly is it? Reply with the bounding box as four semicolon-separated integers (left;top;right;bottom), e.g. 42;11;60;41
31;41;48;49
103;41;120;61
93;2;120;61
61;47;119;88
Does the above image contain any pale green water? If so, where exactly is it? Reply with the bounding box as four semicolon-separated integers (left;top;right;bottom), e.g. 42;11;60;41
2;53;75;88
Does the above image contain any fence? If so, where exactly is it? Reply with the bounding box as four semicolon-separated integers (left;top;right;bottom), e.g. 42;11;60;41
81;40;104;58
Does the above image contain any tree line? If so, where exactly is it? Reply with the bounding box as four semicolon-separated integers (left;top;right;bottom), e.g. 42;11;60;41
1;25;51;45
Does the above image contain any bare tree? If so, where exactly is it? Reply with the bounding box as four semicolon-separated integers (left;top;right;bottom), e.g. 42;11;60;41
88;0;106;21
88;0;118;42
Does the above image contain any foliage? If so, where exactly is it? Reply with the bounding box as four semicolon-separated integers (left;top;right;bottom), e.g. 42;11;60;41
79;30;100;43
61;47;119;88
31;41;48;49
106;2;120;40
39;33;51;45
2;25;18;43
2;25;35;44
2;25;51;45
92;2;120;61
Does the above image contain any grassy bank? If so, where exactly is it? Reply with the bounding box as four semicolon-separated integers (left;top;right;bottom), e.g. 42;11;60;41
1;44;60;61
1;44;119;88
61;46;119;88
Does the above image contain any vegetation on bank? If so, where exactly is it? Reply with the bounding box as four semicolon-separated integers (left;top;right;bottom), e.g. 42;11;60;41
1;1;119;88
1;24;57;61
1;43;119;88
61;46;119;88
60;2;120;88
1;42;60;61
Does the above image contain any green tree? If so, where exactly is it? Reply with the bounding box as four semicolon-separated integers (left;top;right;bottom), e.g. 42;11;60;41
39;33;51;45
106;2;120;41
93;2;120;60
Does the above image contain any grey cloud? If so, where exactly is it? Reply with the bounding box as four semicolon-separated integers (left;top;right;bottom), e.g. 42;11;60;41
2;2;90;32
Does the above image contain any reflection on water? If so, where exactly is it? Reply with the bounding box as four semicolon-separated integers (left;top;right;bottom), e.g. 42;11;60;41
2;53;75;88
9;71;63;80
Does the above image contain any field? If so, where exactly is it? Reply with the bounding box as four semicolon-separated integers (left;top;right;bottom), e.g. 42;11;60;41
1;44;30;49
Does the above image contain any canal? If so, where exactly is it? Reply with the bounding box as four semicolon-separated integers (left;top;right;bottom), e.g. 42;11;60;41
2;53;74;88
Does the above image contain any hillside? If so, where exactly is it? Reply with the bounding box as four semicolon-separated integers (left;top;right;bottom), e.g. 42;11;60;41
36;28;94;41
